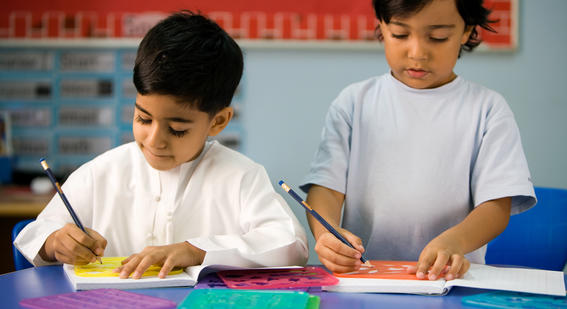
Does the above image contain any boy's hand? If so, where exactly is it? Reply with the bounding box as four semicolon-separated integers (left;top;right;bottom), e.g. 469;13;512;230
408;234;470;281
315;228;365;273
408;198;510;281
114;241;205;279
40;223;107;265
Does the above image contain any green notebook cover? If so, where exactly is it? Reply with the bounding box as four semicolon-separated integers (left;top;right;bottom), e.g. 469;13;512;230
178;289;313;309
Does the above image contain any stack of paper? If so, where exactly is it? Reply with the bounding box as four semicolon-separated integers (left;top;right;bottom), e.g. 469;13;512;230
323;261;566;296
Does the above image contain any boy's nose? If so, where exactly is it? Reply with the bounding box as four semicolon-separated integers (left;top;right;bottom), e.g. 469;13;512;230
408;39;428;61
147;124;167;149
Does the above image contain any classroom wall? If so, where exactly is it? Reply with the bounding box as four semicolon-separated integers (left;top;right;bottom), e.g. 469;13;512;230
240;0;567;264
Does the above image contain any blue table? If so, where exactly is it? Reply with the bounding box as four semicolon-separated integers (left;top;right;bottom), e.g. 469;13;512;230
1;265;566;308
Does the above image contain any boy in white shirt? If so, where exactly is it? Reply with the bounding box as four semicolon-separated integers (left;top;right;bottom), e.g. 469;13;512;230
15;11;308;279
301;0;535;280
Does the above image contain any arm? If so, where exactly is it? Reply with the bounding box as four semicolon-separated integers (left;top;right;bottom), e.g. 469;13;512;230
306;184;365;273
413;197;511;280
14;164;104;266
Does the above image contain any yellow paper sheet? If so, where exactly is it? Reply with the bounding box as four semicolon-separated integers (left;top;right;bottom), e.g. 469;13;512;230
74;256;183;277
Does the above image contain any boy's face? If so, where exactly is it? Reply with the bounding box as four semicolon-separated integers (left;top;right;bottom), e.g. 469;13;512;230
378;0;473;89
133;93;230;171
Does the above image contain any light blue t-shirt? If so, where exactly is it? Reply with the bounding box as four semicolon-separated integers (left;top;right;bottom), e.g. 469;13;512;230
301;73;536;263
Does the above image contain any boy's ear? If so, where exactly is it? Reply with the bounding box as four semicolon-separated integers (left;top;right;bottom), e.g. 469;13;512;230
375;21;384;41
208;107;233;137
461;25;474;44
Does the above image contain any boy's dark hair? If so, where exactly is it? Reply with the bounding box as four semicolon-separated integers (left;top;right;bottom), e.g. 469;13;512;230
372;0;496;52
133;11;243;116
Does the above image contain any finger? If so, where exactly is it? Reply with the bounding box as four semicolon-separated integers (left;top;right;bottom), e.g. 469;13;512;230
319;233;362;260
159;259;175;279
319;256;361;273
445;255;463;281
428;251;450;280
121;256;133;265
119;255;141;279
341;230;365;253
406;264;417;274
113;257;131;273
416;252;436;280
85;228;107;256
316;243;362;269
64;227;100;263
56;230;97;264
457;258;470;278
315;235;362;271
132;256;160;280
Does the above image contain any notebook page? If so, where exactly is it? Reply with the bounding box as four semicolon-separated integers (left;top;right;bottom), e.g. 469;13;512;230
444;264;566;296
64;263;196;290
323;277;446;294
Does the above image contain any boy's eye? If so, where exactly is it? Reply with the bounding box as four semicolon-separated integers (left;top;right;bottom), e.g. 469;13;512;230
430;37;448;42
391;34;408;39
168;127;187;138
136;115;151;124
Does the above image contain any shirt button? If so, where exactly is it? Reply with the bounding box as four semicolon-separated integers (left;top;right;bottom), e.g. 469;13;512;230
155;196;161;202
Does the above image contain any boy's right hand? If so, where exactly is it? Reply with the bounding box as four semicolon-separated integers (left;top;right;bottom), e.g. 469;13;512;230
40;223;107;265
315;228;365;273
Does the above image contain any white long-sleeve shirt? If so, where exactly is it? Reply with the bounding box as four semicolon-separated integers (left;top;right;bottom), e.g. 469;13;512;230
15;141;308;267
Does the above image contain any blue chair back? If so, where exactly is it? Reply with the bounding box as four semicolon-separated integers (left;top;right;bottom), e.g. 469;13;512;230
12;219;35;270
485;187;567;271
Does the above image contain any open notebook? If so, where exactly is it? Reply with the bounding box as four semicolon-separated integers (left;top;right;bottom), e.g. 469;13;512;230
63;256;299;290
323;261;566;296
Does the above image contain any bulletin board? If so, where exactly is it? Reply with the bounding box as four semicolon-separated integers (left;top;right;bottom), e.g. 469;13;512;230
0;48;244;174
0;0;518;49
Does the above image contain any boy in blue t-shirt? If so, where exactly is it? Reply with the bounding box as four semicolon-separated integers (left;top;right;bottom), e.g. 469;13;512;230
301;0;535;281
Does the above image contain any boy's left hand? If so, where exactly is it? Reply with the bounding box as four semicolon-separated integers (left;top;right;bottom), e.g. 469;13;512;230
407;197;510;281
407;234;470;281
113;241;205;279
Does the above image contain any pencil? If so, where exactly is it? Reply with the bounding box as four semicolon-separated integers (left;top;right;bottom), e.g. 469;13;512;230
40;158;102;264
279;180;371;266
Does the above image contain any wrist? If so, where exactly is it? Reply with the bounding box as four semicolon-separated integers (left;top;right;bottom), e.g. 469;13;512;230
183;241;206;265
438;229;466;255
39;233;56;262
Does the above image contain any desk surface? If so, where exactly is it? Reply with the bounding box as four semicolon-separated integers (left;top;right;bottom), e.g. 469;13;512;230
2;265;565;308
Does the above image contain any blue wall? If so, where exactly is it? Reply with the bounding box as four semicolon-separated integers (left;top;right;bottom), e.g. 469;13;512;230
240;0;567;264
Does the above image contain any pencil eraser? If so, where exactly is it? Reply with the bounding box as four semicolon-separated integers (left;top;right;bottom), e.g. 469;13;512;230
278;180;284;186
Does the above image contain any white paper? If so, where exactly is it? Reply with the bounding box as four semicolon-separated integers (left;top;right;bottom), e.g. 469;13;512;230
64;263;200;290
323;277;446;294
323;264;566;296
445;264;566;296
